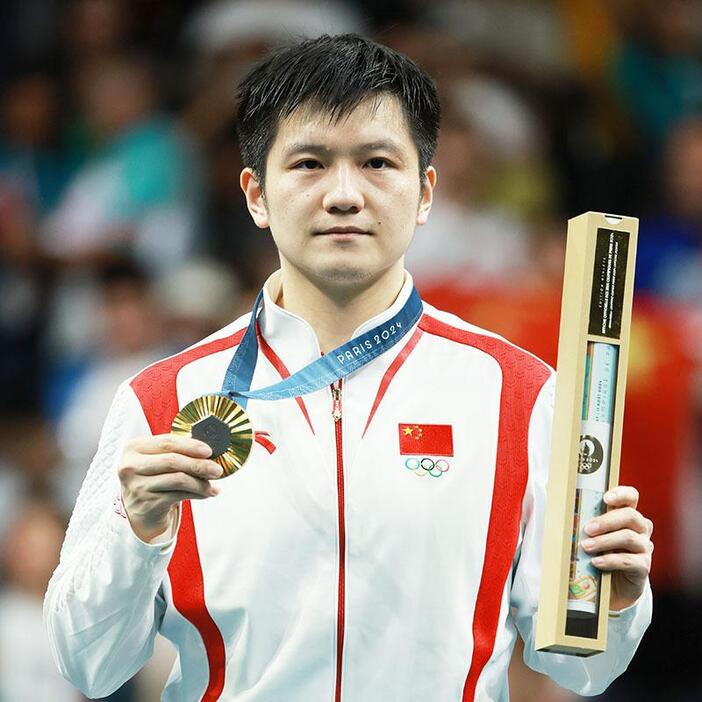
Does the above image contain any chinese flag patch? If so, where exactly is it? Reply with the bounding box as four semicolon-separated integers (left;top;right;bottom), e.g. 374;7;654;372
398;424;454;456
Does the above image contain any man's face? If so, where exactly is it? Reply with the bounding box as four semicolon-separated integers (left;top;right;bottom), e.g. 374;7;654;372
241;95;435;290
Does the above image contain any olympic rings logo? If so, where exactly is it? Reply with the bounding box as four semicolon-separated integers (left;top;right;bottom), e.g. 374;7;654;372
404;457;450;478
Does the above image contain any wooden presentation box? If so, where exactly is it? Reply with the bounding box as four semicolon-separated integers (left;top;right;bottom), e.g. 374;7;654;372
535;211;638;656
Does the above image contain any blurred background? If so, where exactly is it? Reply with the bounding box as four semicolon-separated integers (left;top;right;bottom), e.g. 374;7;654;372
0;0;700;700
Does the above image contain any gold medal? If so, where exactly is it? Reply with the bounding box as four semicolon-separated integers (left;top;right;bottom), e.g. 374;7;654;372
171;394;253;477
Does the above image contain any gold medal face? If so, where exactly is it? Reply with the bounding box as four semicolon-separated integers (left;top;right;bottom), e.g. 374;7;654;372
171;395;253;477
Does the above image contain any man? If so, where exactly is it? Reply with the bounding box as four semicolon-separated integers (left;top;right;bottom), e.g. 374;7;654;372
44;34;653;701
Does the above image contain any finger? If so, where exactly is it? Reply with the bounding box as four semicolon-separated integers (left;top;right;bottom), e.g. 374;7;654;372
585;506;648;536
603;485;639;509
127;434;213;458
146;472;219;498
581;529;651;555
158;490;217;502
127;453;223;480
591;552;650;579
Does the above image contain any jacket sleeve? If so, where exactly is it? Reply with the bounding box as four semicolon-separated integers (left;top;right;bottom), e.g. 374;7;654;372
43;381;178;699
510;372;652;696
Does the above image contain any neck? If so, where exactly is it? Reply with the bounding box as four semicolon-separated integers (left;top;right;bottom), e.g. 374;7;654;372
276;263;406;353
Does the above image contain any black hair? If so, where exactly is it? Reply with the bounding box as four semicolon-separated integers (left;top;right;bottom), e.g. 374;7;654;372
235;33;441;187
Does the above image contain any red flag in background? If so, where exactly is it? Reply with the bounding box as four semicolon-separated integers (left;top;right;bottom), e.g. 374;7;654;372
398;423;454;456
420;279;700;591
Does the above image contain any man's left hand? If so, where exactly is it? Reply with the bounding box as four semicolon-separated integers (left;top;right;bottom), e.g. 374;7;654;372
581;485;654;612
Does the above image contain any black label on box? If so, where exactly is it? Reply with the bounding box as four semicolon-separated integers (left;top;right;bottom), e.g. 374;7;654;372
588;229;629;339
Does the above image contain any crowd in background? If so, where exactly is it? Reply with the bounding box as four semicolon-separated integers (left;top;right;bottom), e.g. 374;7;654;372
0;1;701;700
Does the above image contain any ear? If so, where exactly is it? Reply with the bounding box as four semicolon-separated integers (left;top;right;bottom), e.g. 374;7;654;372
240;168;269;229
416;166;437;226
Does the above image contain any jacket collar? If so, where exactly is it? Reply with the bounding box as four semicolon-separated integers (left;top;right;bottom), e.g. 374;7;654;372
257;269;417;372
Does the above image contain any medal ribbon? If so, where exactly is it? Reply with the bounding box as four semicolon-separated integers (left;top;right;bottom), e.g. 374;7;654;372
221;286;423;408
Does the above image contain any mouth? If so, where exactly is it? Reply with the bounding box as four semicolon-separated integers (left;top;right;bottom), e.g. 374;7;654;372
315;226;372;241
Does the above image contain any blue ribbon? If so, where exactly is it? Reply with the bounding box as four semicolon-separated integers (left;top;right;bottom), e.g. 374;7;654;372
221;286;423;408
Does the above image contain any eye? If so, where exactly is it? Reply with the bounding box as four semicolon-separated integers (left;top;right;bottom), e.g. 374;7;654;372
294;159;322;170
366;157;390;170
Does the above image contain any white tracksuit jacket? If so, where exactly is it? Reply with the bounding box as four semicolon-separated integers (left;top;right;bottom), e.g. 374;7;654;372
44;271;652;701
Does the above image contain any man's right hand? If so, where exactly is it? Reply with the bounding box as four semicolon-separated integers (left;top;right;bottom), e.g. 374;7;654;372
117;434;224;543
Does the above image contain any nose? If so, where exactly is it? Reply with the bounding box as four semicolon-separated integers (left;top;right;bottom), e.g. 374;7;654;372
322;163;364;214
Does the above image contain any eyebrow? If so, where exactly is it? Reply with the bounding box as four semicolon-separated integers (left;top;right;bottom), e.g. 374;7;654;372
282;140;407;161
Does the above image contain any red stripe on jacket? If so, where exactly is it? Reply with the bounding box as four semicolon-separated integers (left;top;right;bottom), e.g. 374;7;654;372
255;321;316;435
254;433;277;454
418;315;551;701
362;326;423;437
130;328;245;702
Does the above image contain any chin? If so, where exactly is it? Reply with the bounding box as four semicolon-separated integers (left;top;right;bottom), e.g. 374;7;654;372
323;265;374;284
310;261;380;287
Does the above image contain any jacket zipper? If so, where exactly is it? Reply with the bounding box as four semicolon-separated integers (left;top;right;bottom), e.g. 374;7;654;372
331;379;345;702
